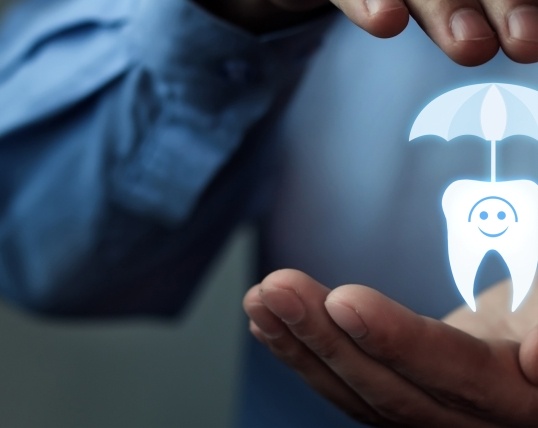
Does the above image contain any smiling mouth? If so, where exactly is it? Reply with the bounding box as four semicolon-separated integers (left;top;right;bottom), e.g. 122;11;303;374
479;227;508;238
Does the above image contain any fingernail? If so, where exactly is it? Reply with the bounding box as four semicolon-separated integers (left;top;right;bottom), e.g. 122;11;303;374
450;8;495;41
365;0;404;16
260;288;305;325
508;6;538;42
325;300;368;339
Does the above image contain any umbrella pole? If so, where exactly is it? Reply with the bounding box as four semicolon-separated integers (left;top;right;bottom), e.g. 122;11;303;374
491;140;496;182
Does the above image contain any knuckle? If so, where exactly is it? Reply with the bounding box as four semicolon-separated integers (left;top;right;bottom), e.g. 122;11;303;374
435;382;490;414
267;336;307;368
376;343;405;367
372;331;407;367
371;395;418;424
302;333;342;362
374;316;430;368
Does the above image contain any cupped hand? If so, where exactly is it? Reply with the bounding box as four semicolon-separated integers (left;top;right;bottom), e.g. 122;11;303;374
243;269;538;427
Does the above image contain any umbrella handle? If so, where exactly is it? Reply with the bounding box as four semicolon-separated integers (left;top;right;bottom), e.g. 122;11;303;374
491;140;496;183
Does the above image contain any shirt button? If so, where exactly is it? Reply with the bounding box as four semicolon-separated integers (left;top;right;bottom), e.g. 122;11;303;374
220;59;260;84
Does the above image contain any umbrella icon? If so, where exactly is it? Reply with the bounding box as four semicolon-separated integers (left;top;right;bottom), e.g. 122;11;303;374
410;83;538;181
409;83;538;311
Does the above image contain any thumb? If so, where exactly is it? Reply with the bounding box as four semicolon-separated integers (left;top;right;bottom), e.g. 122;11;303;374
519;325;538;385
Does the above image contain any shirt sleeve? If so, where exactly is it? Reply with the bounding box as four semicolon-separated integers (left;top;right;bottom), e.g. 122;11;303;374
0;0;333;317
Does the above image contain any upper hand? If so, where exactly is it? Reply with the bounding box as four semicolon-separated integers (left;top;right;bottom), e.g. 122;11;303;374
202;0;538;66
323;0;538;65
244;269;538;427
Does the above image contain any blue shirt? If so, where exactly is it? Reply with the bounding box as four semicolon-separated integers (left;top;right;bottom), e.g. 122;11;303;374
0;0;330;316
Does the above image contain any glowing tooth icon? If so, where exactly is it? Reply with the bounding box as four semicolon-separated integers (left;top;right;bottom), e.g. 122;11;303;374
410;83;538;311
442;180;538;312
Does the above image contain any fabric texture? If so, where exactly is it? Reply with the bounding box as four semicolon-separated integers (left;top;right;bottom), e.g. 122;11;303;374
0;0;331;315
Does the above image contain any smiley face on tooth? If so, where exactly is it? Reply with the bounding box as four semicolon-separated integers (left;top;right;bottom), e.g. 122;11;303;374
468;196;518;238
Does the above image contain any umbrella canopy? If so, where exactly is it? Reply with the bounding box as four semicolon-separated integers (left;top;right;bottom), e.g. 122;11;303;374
410;83;538;143
410;83;538;182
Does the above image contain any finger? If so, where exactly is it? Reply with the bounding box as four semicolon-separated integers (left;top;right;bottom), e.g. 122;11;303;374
243;282;382;425
520;325;538;385
331;0;411;38
259;270;490;427
403;0;499;66
478;1;538;63
244;285;286;339
327;284;538;424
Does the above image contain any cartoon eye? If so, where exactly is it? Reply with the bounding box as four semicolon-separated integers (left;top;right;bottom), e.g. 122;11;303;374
497;211;506;220
480;211;488;220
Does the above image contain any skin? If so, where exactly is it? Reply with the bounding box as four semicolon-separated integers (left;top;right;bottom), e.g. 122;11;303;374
244;270;538;426
197;0;538;66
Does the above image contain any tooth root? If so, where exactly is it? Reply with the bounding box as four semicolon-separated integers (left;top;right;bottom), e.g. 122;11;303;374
511;274;535;312
447;240;484;312
501;250;538;311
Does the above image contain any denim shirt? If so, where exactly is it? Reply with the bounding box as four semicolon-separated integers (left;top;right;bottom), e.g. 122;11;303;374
0;0;330;316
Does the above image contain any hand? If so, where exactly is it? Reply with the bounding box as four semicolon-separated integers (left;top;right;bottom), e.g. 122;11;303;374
443;277;538;342
332;0;538;65
243;269;538;426
197;1;538;66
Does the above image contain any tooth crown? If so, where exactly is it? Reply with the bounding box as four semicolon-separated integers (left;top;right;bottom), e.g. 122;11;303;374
442;180;538;311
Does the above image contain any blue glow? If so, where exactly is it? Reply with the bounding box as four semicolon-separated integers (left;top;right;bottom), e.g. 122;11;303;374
411;83;538;312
